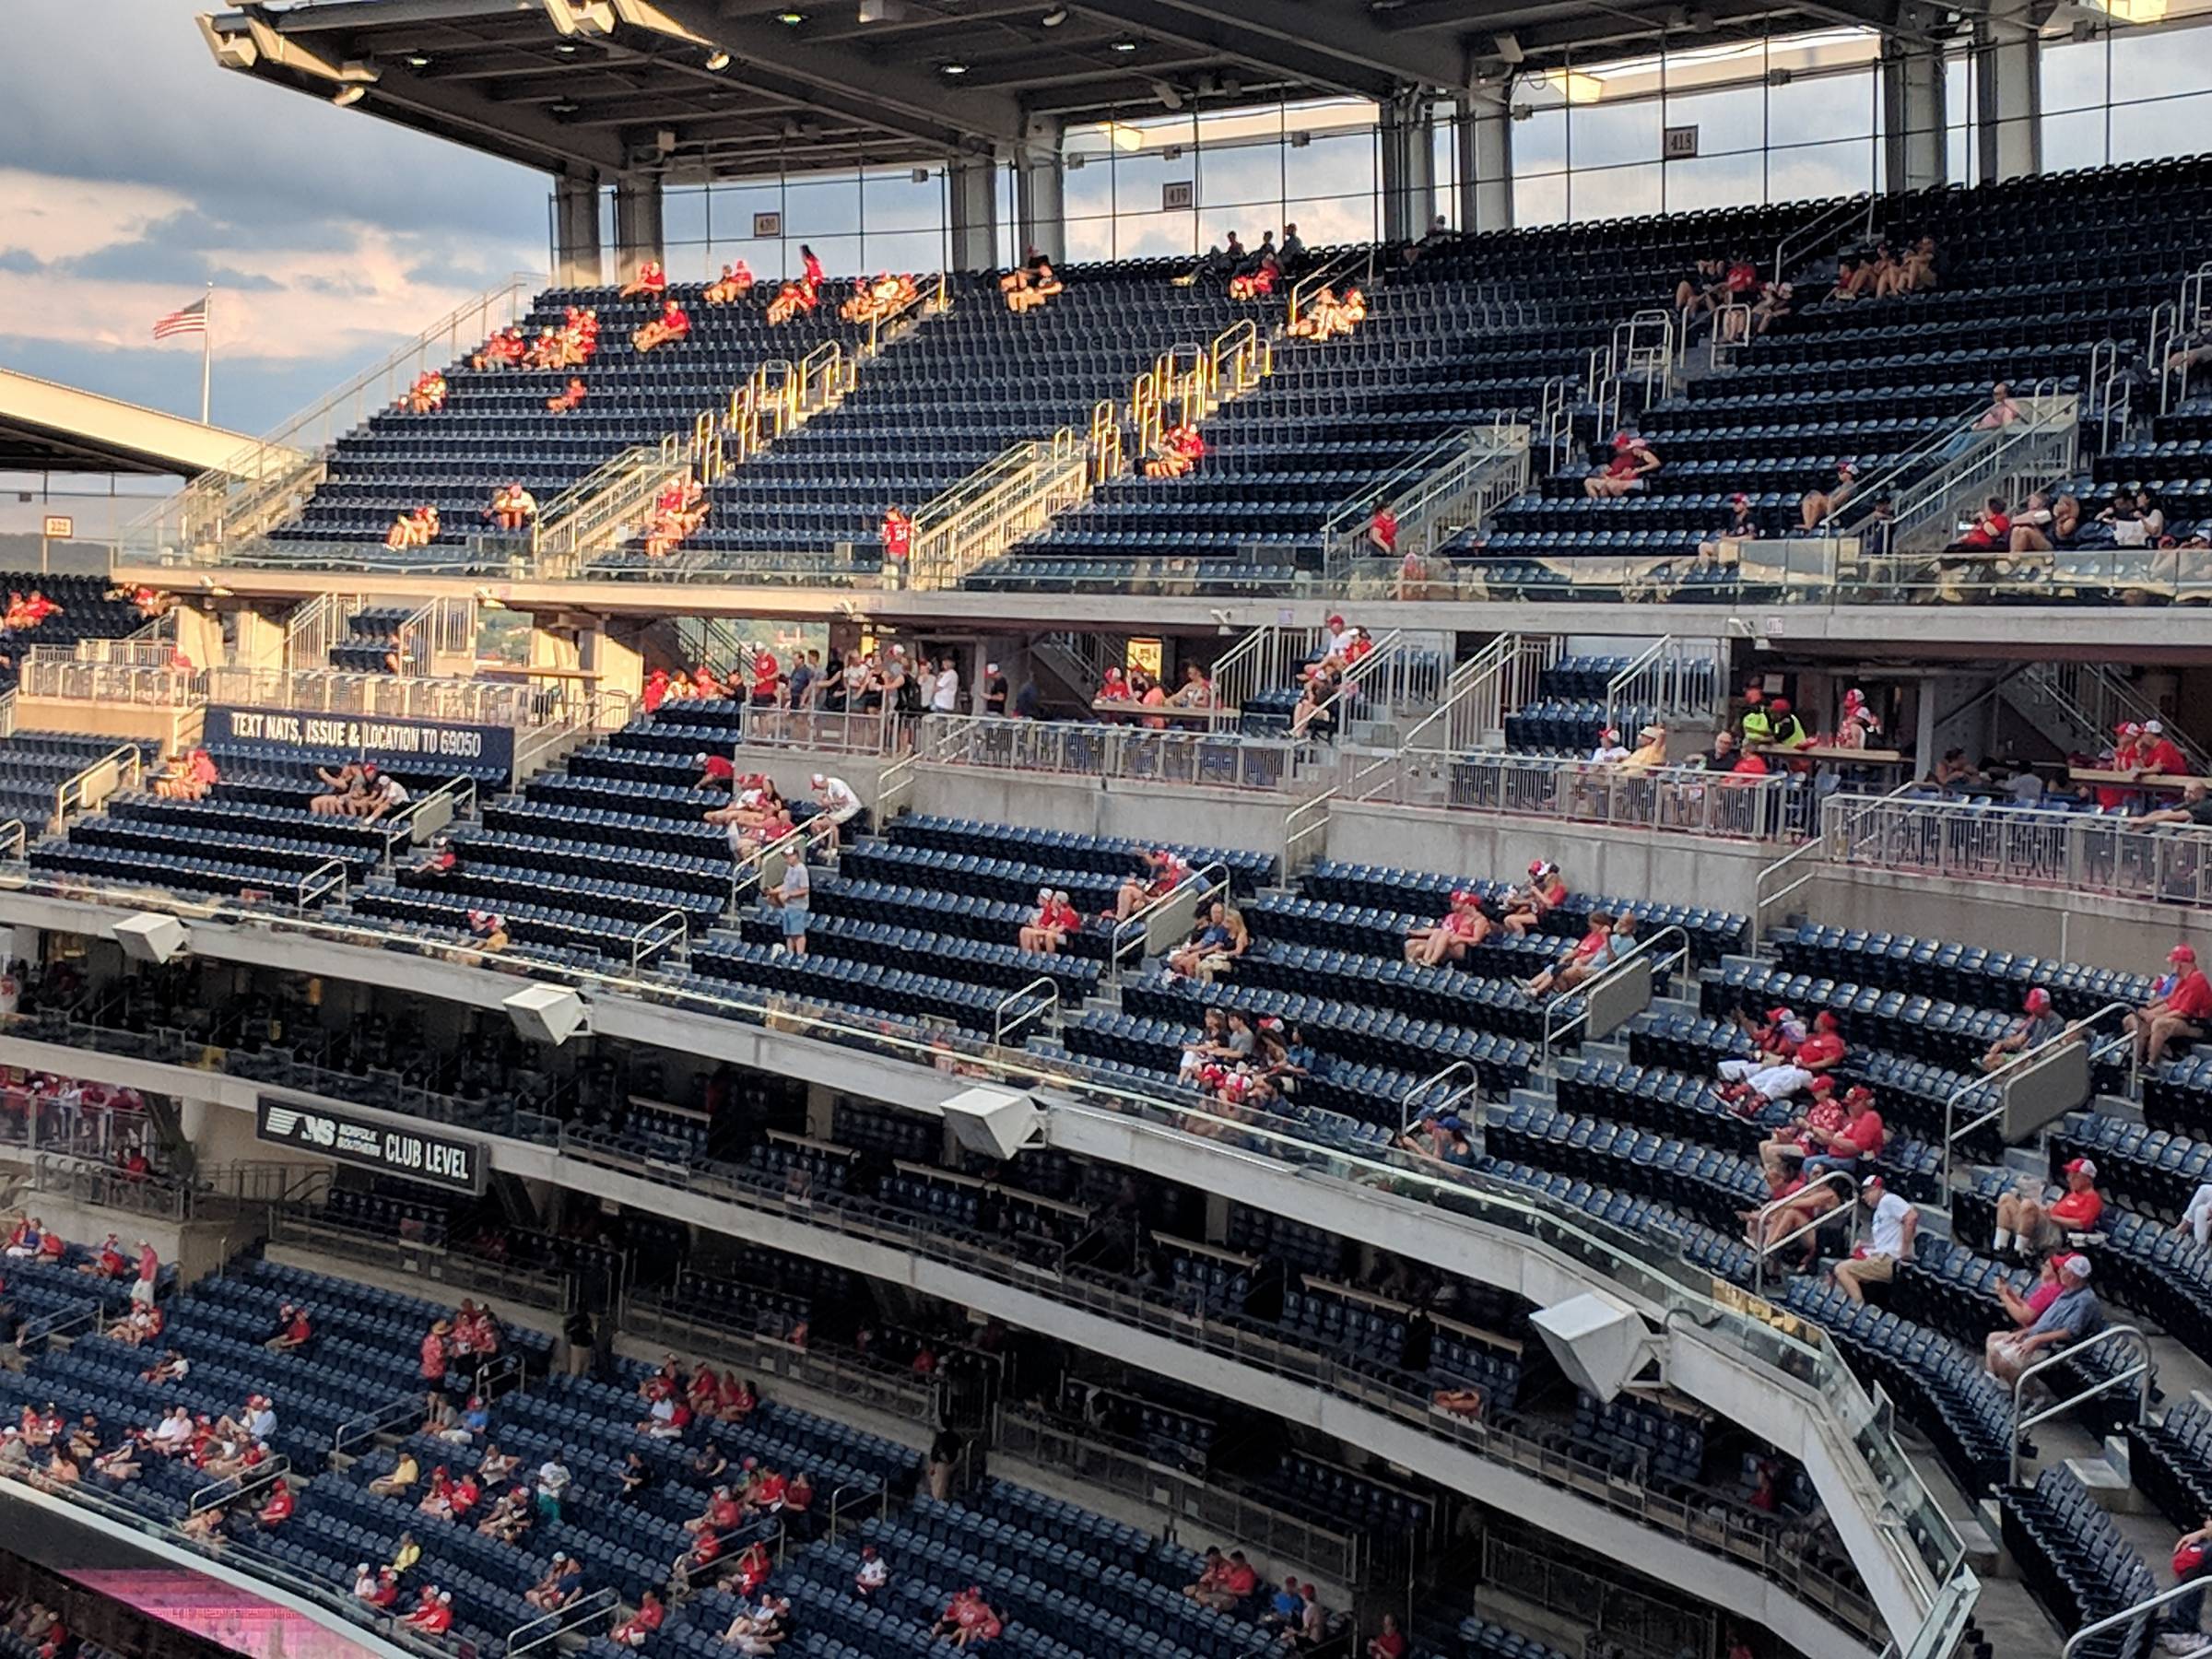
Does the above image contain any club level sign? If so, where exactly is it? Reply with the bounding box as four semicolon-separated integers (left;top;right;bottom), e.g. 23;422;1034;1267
1663;124;1700;159
256;1097;486;1194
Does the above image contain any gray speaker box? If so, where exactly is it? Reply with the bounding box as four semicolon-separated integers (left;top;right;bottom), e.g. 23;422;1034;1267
1529;1293;1654;1402
503;984;588;1046
112;913;189;966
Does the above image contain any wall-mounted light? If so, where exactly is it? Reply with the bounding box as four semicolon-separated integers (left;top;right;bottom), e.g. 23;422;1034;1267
332;84;368;106
705;49;732;69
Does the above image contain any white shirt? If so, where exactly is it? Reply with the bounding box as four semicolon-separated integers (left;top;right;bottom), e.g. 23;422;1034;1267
153;1414;190;1445
2184;1182;2212;1229
856;1558;888;1591
931;667;960;712
538;1461;571;1495
379;778;410;806
245;1406;276;1441
1866;1193;1913;1258
1587;744;1630;765
1327;628;1359;660
817;778;861;822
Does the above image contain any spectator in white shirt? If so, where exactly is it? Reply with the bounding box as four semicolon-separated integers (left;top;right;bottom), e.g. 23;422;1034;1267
855;1546;888;1598
810;774;862;839
2178;1180;2212;1250
1831;1175;1917;1303
930;659;960;713
1586;727;1630;766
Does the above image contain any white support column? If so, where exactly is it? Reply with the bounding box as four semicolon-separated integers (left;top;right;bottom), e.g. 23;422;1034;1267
1454;91;1514;234
612;177;664;281
1974;5;2042;184
553;173;603;288
1880;37;1947;194
948;155;1001;274
1016;116;1066;265
1379;94;1437;244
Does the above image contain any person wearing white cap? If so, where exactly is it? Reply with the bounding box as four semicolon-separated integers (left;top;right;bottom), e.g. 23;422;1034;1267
982;662;1009;717
2140;719;2192;778
810;773;861;841
1831;1176;1917;1303
1984;1252;2102;1384
1622;723;1668;771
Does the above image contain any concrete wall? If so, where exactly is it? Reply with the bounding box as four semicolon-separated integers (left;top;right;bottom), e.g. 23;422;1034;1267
1324;799;1771;918
909;766;1299;868
15;698;200;755
1802;866;2205;972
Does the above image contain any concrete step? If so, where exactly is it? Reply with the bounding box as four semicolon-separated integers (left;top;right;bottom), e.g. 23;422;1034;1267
2098;1092;2148;1124
2003;1144;2053;1178
2068;1452;2150;1514
1576;1039;1631;1065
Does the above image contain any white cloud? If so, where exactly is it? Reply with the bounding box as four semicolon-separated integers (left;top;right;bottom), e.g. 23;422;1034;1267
0;168;190;265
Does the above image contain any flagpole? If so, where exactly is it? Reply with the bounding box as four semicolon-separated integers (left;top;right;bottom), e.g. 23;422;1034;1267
199;284;213;425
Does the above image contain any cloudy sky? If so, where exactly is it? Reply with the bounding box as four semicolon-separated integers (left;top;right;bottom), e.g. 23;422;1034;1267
1;0;547;444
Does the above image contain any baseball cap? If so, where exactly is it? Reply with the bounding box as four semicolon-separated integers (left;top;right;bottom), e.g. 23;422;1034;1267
1766;1005;1794;1021
1639;724;1663;740
2059;1253;2092;1278
1806;1076;1835;1096
1435;1114;1465;1132
986;662;999;675
1037;886;1053;901
1843;1085;1874;1106
2147;720;2165;734
2025;987;2052;1013
2172;945;2198;964
1771;696;1791;713
1859;1173;1883;1193
811;773;827;788
1729;492;1749;506
2064;1157;2098;1178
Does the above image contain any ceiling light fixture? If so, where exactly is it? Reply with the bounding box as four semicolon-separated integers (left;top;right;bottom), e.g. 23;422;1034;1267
777;9;804;23
554;41;578;54
1041;6;1067;22
705;49;732;68
332;84;368;106
405;53;429;66
1111;37;1138;51
940;61;969;74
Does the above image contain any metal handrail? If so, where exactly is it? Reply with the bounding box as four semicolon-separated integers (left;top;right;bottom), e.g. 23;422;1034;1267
1603;636;1671;737
1283;790;1336;875
1288;244;1375;330
508;1587;618;1659
877;752;920;823
382;776;478;850
2007;1323;2152;1486
1753;780;1918;935
1304;628;1406;729
54;743;147;828
630;907;688;973
993;974;1060;1046
297;857;348;911
1750;1170;1861;1294
0;818;28;865
1772;194;1874;287
1110;860;1230;974
1937;999;2129;1196
190;1453;291;1515
333;1393;425;1456
1539;924;1692;1061
2062;1575;2212;1658
12;1295;101;1354
1399;1059;1477;1137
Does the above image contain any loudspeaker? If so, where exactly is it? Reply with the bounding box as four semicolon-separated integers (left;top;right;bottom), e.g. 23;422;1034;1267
112;913;189;966
941;1085;1041;1161
503;984;588;1046
1530;1293;1653;1403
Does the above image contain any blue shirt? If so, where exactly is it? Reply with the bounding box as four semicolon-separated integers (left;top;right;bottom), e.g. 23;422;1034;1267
2029;1287;2102;1343
1271;1591;1304;1618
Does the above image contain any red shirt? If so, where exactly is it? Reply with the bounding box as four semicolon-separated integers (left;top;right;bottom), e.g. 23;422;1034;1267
662;305;689;335
1371;1633;1408;1659
707;1495;741;1529
2051;1186;2103;1229
137;1245;159;1283
260;1485;294;1521
1222;1561;1258;1596
1793;1031;1847;1069
1733;751;1771;776
1571;928;1611;960
641;263;666;292
2169;970;2212;1022
882;515;912;558
417;1606;453;1634
419;1333;447;1382
700;756;735;782
752;651;779;700
1371;509;1398;551
2142;738;2189;774
1836;1108;1884;1158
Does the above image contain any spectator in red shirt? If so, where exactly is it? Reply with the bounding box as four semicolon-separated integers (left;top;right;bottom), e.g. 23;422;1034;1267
1801;1080;1883;1181
610;1590;665;1648
1500;860;1568;939
255;1478;295;1528
2131;943;2212;1067
693;752;737;792
1947;497;2013;553
1994;1157;2105;1258
1368;1613;1410;1659
419;1319;451;1410
1521;910;1630;1000
2139;721;2191;777
402;1589;453;1635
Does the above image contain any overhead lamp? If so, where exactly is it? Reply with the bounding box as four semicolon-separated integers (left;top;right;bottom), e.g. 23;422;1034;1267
406;53;430;66
941;61;969;75
1111;37;1138;52
332;84;369;106
549;99;580;114
554;41;578;53
705;49;732;69
1041;6;1067;22
777;9;804;23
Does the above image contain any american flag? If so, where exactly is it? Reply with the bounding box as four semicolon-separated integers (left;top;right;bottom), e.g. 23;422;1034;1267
152;296;207;340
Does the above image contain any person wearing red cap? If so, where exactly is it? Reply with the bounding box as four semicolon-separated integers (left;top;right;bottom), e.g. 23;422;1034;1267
1404;888;1494;968
1798;460;1857;530
1698;494;1759;563
1500;860;1568;939
1993;1159;2104;1257
1801;1076;1882;1182
1583;432;1662;499
1980;988;2073;1071
1720;1007;1840;1108
1831;1174;1918;1303
1111;848;1187;922
1764;697;1810;750
2128;943;2212;1067
1758;1075;1846;1171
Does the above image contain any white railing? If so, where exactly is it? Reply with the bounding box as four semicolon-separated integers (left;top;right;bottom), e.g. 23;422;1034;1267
1379;633;1560;762
120;273;540;566
1539;922;1694;1062
397;594;477;670
630;908;688;973
1936;1000;2130;1194
1349;751;1809;843
19;659;206;708
55;744;147;828
1604;636;1725;733
29;636;184;670
196;667;548;726
1818;793;2212;909
2011;661;2207;778
916;714;1333;796
902;435;1092;592
1207;623;1328;724
280;593;364;673
1749;1169;1860;1294
735;701;911;757
2007;1324;2151;1485
1318;421;1531;592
